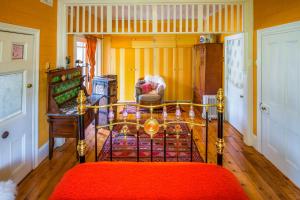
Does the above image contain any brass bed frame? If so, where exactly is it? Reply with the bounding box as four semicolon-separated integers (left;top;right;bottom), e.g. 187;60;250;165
76;88;225;166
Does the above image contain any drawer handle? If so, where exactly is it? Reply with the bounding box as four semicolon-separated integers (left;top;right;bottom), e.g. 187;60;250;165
1;131;9;139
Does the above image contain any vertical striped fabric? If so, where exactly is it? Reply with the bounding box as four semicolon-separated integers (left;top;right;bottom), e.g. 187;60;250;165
108;47;193;101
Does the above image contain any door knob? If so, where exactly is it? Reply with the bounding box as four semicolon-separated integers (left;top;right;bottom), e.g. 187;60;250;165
26;83;33;88
260;103;270;113
1;131;9;139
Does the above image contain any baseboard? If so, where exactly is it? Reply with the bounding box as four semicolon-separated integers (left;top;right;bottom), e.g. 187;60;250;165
244;133;258;149
55;138;65;147
251;134;258;151
38;142;49;166
37;138;66;167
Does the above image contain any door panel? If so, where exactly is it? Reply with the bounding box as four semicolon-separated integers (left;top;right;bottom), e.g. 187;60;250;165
124;49;135;101
0;31;34;184
261;29;300;187
225;34;245;134
262;35;285;172
0;72;23;120
282;31;300;178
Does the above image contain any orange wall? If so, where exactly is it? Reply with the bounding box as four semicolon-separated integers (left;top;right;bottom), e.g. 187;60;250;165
0;0;57;146
253;0;300;134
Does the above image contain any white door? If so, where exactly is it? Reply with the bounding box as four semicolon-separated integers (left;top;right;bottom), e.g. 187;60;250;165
225;33;246;134
260;26;300;187
0;31;34;184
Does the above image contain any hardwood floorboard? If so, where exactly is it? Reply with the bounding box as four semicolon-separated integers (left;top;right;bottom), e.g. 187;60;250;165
17;109;300;200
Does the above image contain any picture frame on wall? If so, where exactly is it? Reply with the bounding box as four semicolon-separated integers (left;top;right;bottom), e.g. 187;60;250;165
12;44;24;60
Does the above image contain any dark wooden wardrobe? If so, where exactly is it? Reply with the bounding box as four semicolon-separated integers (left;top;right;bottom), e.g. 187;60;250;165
193;43;223;104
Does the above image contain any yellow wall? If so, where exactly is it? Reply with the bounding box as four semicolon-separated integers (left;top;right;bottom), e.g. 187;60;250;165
68;35;74;66
253;0;300;134
0;0;57;146
103;35;199;101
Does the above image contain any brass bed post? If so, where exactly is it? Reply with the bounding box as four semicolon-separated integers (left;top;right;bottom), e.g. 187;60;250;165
205;107;209;163
190;129;193;162
137;129;140;162
150;107;153;162
216;88;225;166
110;129;113;161
136;106;140;162
77;90;87;163
94;108;99;162
189;105;195;162
163;106;167;162
108;105;114;161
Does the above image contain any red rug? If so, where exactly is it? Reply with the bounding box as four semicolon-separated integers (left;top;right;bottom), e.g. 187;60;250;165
98;123;203;162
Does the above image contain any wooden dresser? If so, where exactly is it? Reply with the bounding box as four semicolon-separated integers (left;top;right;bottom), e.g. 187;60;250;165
47;67;100;159
193;43;223;104
92;75;118;123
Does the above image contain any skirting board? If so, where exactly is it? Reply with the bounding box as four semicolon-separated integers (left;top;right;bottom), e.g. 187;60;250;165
37;138;66;167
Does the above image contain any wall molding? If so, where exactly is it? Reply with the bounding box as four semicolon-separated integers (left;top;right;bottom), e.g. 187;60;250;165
38;139;66;165
242;0;254;147
38;142;49;164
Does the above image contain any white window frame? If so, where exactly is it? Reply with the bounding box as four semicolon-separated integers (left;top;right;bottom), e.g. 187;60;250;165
74;36;87;67
95;38;102;76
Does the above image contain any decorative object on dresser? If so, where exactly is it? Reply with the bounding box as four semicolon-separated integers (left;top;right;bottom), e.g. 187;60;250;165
193;43;223;106
92;75;118;124
47;67;100;159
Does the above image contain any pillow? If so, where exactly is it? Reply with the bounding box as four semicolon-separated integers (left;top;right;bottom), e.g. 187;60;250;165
150;81;158;90
140;83;152;94
157;84;164;95
137;79;145;85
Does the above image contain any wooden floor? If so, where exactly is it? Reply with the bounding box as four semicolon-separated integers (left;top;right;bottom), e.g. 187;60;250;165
17;108;300;200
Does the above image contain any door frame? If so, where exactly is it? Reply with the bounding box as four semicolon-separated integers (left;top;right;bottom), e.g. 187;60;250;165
0;22;40;168
256;20;300;153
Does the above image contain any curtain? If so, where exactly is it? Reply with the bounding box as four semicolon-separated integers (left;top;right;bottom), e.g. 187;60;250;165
86;37;97;94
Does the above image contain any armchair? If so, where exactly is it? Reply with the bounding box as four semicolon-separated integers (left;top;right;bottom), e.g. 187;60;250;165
135;75;166;105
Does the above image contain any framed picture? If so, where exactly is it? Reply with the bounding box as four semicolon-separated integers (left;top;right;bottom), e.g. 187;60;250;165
12;44;24;60
93;82;106;96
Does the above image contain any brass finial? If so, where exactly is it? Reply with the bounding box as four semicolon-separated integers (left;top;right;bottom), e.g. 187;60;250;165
216;138;225;154
77;90;86;115
77;140;87;156
216;88;224;113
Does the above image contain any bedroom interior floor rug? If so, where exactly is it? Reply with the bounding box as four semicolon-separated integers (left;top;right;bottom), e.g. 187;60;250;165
98;122;203;162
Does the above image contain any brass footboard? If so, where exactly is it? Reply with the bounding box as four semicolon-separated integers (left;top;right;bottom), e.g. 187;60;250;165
77;88;225;165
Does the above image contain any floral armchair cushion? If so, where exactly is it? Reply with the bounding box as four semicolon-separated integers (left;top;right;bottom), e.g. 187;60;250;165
135;75;166;103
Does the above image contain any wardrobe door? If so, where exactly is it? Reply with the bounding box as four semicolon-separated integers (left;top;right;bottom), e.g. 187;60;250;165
199;45;206;103
205;44;223;95
193;46;201;103
124;48;136;101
